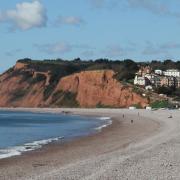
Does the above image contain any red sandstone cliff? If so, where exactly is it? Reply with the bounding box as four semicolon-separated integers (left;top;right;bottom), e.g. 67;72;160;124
0;74;45;107
51;70;148;108
0;63;148;108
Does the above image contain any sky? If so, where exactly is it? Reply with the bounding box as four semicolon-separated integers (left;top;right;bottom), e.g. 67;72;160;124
0;0;180;72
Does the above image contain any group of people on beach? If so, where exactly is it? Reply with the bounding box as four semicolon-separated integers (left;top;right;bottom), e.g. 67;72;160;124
122;113;136;123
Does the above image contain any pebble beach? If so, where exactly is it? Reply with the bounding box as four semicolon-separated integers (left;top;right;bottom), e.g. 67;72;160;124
0;108;179;180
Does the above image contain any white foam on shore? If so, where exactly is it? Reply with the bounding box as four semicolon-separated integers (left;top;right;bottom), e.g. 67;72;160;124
95;117;112;131
0;137;64;159
0;117;112;160
98;117;111;120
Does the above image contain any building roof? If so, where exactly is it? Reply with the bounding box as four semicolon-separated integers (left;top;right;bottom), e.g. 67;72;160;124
165;69;180;72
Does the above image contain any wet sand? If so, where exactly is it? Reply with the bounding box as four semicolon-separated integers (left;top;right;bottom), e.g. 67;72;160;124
0;108;171;180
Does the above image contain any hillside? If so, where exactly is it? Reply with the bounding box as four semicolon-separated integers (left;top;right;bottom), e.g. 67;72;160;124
0;59;148;108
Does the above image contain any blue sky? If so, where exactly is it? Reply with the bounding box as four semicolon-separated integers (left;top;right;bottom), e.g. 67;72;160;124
0;0;180;72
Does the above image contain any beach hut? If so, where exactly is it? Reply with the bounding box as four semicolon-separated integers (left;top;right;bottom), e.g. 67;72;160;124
146;106;152;110
129;106;136;110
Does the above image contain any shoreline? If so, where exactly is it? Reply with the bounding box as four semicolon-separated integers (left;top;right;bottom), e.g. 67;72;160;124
0;108;113;160
0;108;162;179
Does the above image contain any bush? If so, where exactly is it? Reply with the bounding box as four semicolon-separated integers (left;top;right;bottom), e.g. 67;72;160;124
150;100;169;109
96;102;114;108
19;72;33;83
31;74;46;84
51;90;64;104
51;90;79;107
154;86;175;96
43;84;56;100
172;88;180;97
132;86;144;95
17;58;139;83
10;89;29;101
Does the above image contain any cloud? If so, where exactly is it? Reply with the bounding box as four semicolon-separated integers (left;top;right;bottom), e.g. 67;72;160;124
127;0;180;18
104;45;126;57
55;16;84;26
0;0;47;31
159;42;180;50
81;50;95;58
89;0;180;18
5;49;22;57
143;45;164;55
89;0;119;9
102;42;136;58
35;42;72;55
89;0;106;8
35;42;94;55
142;41;180;56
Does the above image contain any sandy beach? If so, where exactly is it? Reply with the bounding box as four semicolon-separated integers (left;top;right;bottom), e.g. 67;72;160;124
0;108;180;179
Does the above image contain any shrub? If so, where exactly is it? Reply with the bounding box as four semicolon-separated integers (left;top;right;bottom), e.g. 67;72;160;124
14;71;33;84
31;74;46;84
10;89;29;101
51;90;79;107
132;86;144;95
43;84;56;100
51;90;64;104
150;100;169;109
154;86;175;96
96;102;114;108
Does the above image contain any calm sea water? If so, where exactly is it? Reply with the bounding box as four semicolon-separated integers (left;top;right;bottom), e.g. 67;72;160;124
0;110;111;159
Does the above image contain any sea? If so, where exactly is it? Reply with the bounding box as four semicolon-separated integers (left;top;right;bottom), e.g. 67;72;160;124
0;110;111;159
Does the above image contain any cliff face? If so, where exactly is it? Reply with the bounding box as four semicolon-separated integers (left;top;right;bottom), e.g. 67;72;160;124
0;62;148;108
14;62;28;70
52;70;148;108
0;72;45;107
0;63;45;107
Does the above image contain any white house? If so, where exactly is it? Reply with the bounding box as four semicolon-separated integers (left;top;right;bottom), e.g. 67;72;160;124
164;69;180;77
155;69;163;75
146;106;152;110
134;75;148;86
129;106;136;110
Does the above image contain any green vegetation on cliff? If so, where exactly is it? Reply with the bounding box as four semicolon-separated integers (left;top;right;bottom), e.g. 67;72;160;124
17;58;139;100
150;100;174;109
51;90;79;107
8;58;180;107
10;89;29;102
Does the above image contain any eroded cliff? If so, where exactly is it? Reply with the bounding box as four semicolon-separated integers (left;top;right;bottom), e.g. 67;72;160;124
51;70;148;108
0;61;148;108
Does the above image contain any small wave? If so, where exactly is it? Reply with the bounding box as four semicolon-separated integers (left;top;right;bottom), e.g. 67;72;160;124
0;117;112;159
95;117;112;131
98;117;111;120
0;137;64;159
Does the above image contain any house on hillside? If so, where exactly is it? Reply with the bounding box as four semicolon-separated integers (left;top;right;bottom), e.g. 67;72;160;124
137;66;152;77
155;69;163;75
160;76;176;87
175;77;180;88
164;69;180;77
154;76;162;87
134;75;150;86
